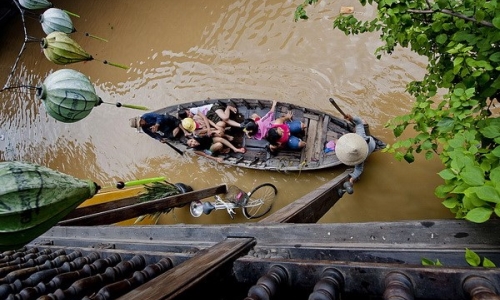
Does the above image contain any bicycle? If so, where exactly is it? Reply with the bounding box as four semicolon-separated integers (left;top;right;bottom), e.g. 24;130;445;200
189;183;278;219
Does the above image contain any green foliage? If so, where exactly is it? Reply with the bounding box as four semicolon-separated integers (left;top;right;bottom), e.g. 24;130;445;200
296;0;500;222
422;248;496;267
465;248;497;267
294;0;320;21
421;257;443;266
135;181;181;224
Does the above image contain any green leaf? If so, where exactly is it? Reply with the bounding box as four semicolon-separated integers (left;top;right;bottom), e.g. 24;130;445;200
492;147;500;158
480;125;500;138
465;248;481;266
493;16;500;29
491;167;500;182
437;117;454;133
475;186;500;203
442;198;459;208
475;10;485;22
421;257;435;266
417;34;428;45
425;150;433;160
465;207;493;223
483;257;496;268
490;52;500;62
436;34;447;44
461;166;485;186
438;169;456;180
404;152;415;163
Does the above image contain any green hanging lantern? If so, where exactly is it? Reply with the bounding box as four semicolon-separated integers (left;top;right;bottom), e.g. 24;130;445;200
40;8;75;34
18;0;53;10
41;31;92;65
36;69;100;123
0;161;99;251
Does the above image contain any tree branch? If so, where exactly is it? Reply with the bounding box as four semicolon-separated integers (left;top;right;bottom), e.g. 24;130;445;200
407;8;494;27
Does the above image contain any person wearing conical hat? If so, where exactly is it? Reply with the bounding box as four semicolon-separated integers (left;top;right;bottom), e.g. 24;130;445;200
130;112;183;143
335;114;376;186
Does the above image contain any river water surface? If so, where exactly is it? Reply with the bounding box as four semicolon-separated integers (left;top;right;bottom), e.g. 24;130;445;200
0;0;453;224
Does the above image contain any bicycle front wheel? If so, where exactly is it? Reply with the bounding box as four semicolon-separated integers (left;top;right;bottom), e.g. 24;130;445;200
243;183;277;219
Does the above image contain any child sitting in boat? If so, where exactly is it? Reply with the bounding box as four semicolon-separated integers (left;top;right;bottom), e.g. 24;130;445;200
181;117;234;141
241;100;277;140
265;110;307;153
185;135;246;163
178;103;242;133
205;103;242;129
178;105;222;137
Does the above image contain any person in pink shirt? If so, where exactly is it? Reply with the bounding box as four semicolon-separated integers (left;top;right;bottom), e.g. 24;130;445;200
266;110;306;153
241;100;277;140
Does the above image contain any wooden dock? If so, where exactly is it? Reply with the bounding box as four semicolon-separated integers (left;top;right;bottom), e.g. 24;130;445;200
2;169;498;299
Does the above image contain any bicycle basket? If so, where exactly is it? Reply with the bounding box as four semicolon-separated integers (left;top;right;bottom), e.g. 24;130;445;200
225;185;248;206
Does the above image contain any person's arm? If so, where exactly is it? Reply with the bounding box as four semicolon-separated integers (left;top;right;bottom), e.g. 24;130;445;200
260;101;277;122
349;163;364;183
352;116;368;140
193;150;223;163
142;127;161;141
197;112;213;136
345;114;368;139
273;111;293;125
151;114;166;133
179;124;192;137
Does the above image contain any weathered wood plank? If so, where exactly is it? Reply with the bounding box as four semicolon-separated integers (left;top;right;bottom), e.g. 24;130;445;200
63;196;138;220
259;169;351;223
43;220;500;249
302;117;319;164
117;237;255;300
319;115;330;165
58;184;228;226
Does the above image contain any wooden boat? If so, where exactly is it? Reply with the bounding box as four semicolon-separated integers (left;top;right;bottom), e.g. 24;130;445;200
141;98;386;172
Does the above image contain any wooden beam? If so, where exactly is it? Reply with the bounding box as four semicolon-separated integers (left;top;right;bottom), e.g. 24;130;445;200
260;169;351;223
58;184;228;226
63;196;138;220
117;237;255;300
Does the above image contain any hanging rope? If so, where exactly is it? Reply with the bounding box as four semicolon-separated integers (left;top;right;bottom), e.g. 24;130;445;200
2;0;40;91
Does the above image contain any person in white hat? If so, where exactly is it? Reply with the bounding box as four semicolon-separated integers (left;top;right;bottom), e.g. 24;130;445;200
335;114;376;186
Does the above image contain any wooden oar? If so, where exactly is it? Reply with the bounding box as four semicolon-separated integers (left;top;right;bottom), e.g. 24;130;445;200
329;97;372;134
329;98;348;118
329;97;356;127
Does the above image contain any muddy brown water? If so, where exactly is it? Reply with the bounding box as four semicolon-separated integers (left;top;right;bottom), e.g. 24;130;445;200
0;0;453;224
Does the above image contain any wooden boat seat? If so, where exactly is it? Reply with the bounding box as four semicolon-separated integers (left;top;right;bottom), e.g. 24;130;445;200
244;138;268;149
301;113;325;168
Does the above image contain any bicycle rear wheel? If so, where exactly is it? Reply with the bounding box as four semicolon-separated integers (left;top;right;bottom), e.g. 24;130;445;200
243;183;277;219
